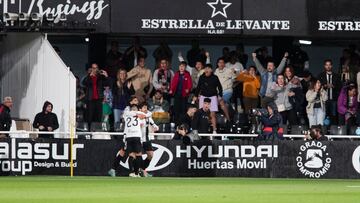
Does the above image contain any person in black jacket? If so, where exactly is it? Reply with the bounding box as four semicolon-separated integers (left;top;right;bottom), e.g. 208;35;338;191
0;97;13;137
82;63;110;129
193;64;229;133
317;59;341;125
191;98;212;135
257;102;283;140
33;101;59;139
176;104;197;130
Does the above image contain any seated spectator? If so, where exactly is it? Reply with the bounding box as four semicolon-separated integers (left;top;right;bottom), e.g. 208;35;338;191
81;63;109;129
112;69;135;125
271;74;297;125
236;66;261;113
0;97;13;137
127;57;153;102
33;101;59;139
306;80;328;127
256;102;283;140
148;90;170;124
338;83;358;127
177;104;197;129
153;58;174;101
192;98;212;135
169;61;192;123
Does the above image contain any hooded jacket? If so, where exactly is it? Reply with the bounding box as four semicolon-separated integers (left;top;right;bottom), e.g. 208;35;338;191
33;101;59;131
170;71;192;97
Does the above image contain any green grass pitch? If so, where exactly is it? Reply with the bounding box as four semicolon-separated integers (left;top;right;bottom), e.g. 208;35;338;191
0;176;359;203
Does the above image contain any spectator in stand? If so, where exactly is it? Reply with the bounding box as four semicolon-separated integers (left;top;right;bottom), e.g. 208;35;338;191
82;63;109;129
148;90;170;124
192;98;212;134
169;61;193;123
33;101;59;139
255;47;272;68
153;41;173;64
309;125;328;141
236;43;248;67
214;57;237;104
284;66;304;119
256;102;283;140
253;52;288;108
102;85;113;130
271;74;297;125
127;57;153;102
194;64;230;133
226;51;244;74
337;83;358;127
178;51;210;90
288;44;309;76
153;58;174;102
236;66;261;113
0;97;13;137
226;51;245;111
76;76;86;122
177;104;197;130
187;40;206;68
123;37;147;71
306;80;328;127
318;59;341;125
340;65;355;84
222;47;231;63
105;41;124;79
112;69;135;125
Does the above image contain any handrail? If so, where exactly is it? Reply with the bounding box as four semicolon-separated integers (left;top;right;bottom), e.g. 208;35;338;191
1;131;360;139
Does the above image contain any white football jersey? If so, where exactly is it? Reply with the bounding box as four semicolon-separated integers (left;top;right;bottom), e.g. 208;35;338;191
123;111;145;139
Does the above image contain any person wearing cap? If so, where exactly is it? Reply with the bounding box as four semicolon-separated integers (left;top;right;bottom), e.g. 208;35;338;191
0;97;13;137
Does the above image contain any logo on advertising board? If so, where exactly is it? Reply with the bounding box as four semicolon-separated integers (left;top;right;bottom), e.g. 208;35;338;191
0;139;84;175
296;141;331;178
120;143;173;172
352;146;360;174
141;0;290;34
0;0;109;21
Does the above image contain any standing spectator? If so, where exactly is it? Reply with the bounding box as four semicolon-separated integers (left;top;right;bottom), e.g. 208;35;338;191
222;47;231;63
123;37;147;71
0;97;13;137
284;66;304;118
105;41;123;79
318;59;341;125
236;66;261;113
82;63;109;129
214;57;236;104
271;74;297;125
76;76;86;122
226;51;245;111
102;85;113;130
253;52;288;108
169;61;193;123
178;51;210;90
192;98;212;134
127;57;153;102
236;43;248;67
153;58;174;102
33;101;59;139
112;69;135;125
340;65;355;84
338;84;358;127
153;41;173;64
255;47;272;68
226;51;244;74
306;80;328;126
187;40;206;68
148;90;170;124
194;64;230;133
288;44;309;76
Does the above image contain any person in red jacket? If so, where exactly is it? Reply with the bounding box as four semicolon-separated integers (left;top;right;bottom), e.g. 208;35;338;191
170;61;193;123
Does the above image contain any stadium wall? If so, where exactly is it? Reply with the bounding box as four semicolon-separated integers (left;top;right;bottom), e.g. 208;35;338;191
0;139;360;179
0;33;76;137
